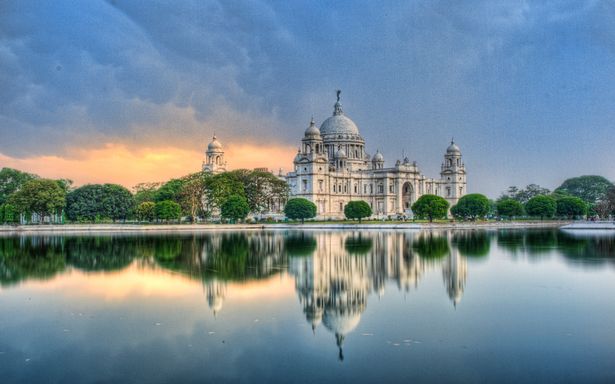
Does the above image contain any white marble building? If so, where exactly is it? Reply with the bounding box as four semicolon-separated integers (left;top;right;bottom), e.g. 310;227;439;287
286;91;467;218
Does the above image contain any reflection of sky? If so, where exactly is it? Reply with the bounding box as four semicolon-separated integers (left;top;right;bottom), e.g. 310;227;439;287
1;231;615;383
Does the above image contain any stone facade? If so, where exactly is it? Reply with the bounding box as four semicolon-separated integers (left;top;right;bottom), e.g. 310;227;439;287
286;92;467;218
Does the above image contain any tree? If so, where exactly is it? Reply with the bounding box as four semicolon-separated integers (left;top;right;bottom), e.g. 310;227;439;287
554;175;614;206
284;198;317;224
66;184;107;222
501;184;550;204
155;179;185;202
450;194;490;221
0;168;38;204
411;194;449;222
8;179;66;223
525;195;557;220
556;196;587;219
220;195;250;223
155;200;181;222
66;184;134;222
496;198;524;219
203;172;245;214
133;182;162;205
0;204;17;224
102;184;134;222
135;201;156;222
178;172;207;221
241;170;289;214
344;200;372;223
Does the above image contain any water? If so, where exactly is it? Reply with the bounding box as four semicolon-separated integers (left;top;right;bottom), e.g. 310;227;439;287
0;229;614;383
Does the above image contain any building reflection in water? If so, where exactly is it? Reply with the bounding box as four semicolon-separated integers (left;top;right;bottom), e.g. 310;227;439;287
287;231;469;360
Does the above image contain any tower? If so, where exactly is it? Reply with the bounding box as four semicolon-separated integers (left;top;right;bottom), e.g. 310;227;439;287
203;134;227;174
440;139;466;206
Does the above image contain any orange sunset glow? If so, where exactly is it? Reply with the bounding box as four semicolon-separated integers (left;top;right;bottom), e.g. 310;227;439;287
0;142;296;187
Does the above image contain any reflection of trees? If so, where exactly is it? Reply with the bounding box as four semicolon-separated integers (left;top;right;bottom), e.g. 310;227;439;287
452;231;491;258
344;234;373;255
0;237;66;286
557;232;615;266
284;233;317;257
524;230;558;256
412;232;450;259
496;230;525;254
66;237;138;272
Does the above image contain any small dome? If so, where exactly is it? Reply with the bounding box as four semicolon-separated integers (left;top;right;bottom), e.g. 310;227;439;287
447;140;461;154
372;150;384;162
335;148;347;159
208;135;223;151
304;118;320;137
323;309;362;336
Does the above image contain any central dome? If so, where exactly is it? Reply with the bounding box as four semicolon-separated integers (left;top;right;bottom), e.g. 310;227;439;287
320;114;360;136
319;91;360;136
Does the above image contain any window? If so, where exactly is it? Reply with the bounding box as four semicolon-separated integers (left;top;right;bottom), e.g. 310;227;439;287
446;187;451;197
364;185;367;194
333;185;336;193
339;202;343;211
389;184;394;193
302;180;308;192
370;184;373;194
378;184;384;194
354;184;358;193
318;180;324;192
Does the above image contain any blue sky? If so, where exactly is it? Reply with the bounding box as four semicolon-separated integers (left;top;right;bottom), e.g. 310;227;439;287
1;0;614;196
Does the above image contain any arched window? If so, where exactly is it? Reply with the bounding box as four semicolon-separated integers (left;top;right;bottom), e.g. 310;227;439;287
447;159;452;167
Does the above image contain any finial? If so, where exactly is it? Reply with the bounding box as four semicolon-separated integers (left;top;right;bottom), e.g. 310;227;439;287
451;137;454;145
333;90;343;116
310;116;315;126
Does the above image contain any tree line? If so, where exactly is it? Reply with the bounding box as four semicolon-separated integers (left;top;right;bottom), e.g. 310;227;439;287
411;175;615;222
0;167;288;224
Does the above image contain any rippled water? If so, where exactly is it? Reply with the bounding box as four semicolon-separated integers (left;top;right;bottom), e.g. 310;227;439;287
1;229;614;383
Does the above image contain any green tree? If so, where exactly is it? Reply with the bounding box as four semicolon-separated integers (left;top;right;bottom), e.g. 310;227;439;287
136;201;156;222
502;184;551;204
8;179;66;223
155;200;181;222
203;172;245;214
101;184;134;222
155;179;185;202
344;200;372;223
496;198;524;219
556;196;587;219
554;175;614;206
178;172;207;221
0;168;38;205
525;195;557;220
450;194;490;221
241;169;289;214
284;198;317;224
66;184;134;222
1;204;17;224
411;194;449;222
133;182;162;205
66;184;107;222
221;195;250;223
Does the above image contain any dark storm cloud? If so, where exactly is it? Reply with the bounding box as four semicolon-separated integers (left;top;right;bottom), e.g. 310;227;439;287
1;0;614;195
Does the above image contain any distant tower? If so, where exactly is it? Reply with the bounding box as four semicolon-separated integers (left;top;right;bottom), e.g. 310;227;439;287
440;139;466;206
371;150;384;170
203;134;227;174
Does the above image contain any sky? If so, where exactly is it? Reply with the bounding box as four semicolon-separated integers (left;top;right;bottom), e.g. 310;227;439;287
1;0;615;197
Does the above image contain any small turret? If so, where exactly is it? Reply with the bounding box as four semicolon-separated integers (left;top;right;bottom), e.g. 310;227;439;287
203;134;227;174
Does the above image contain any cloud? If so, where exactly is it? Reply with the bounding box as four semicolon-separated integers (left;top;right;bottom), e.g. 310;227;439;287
1;0;614;196
0;142;296;188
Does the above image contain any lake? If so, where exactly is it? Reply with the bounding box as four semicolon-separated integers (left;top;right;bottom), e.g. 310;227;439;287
1;229;614;383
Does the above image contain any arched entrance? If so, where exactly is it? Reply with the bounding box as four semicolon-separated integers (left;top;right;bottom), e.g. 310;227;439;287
402;182;414;211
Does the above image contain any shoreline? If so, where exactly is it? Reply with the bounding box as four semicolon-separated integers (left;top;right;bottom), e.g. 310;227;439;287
0;221;568;234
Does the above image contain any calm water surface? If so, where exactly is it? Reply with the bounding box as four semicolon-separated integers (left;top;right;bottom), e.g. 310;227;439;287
1;229;614;383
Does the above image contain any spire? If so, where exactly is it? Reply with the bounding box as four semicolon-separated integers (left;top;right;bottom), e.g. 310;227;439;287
333;89;343;116
451;137;454;145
